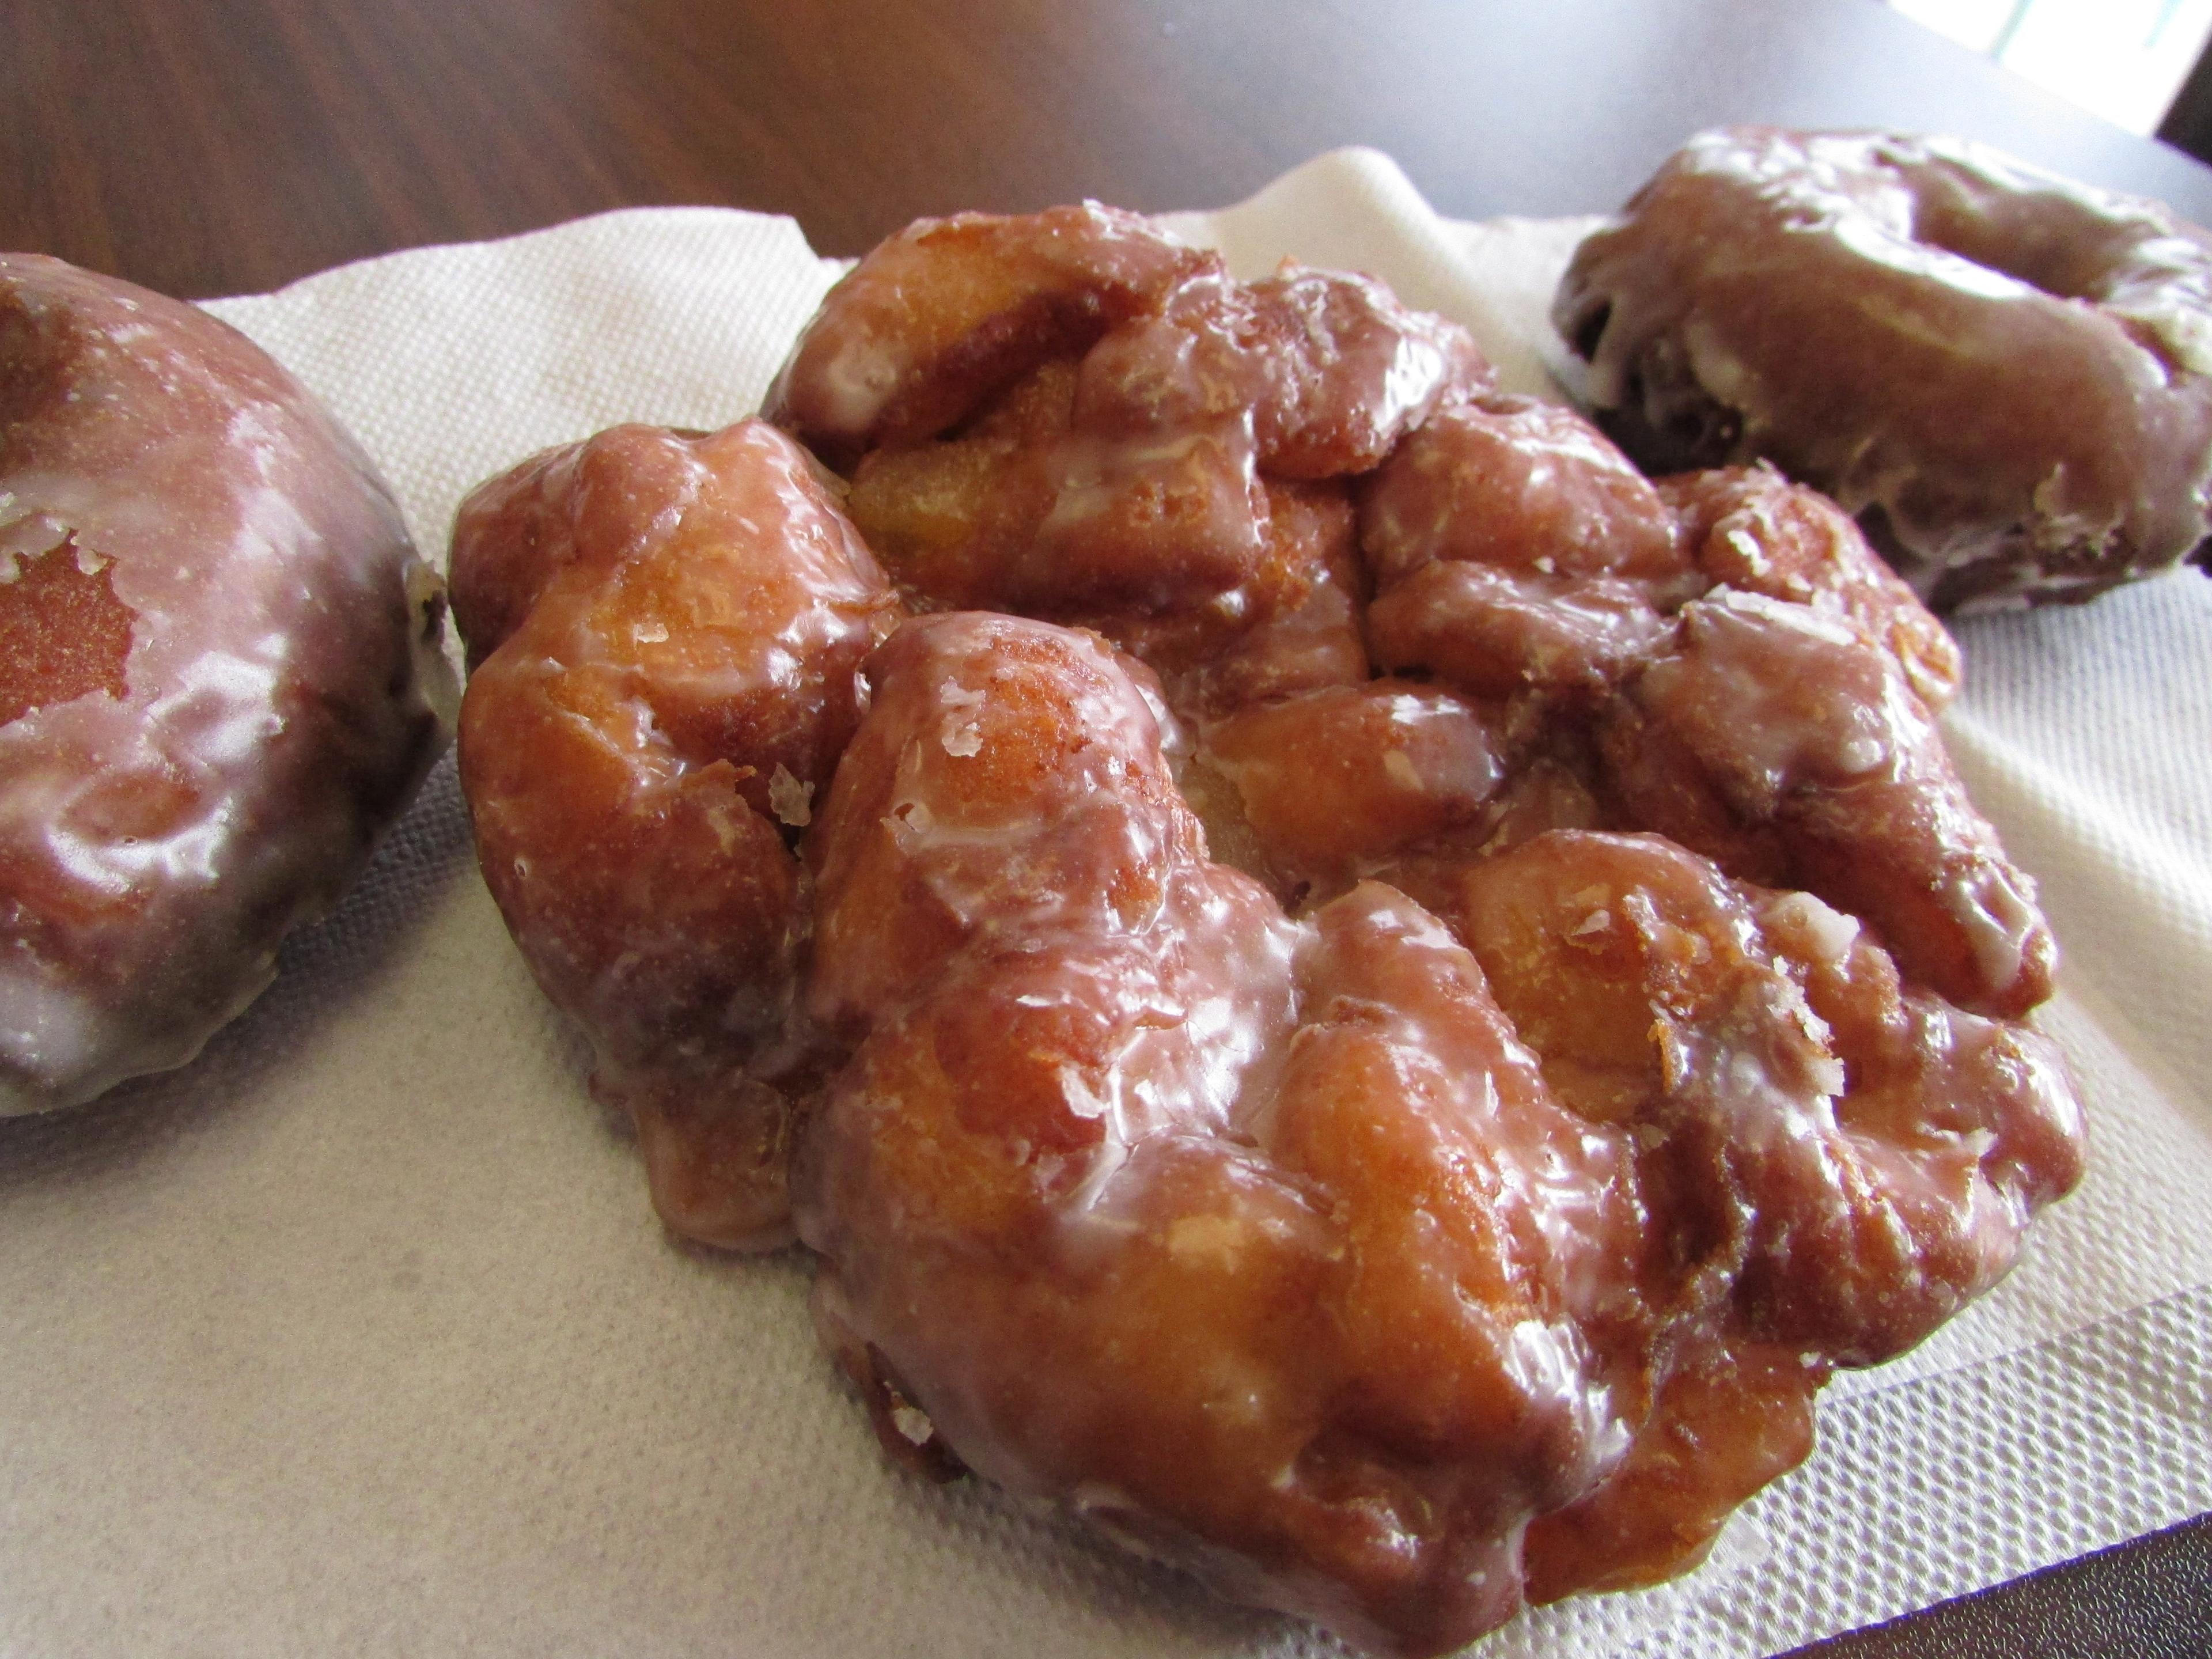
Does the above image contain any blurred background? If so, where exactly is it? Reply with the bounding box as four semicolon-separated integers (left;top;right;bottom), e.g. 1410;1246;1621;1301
18;0;2212;297
1891;0;2212;152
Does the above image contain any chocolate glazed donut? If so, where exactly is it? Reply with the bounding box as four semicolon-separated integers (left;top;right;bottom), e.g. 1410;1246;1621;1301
1555;127;2212;611
0;255;456;1112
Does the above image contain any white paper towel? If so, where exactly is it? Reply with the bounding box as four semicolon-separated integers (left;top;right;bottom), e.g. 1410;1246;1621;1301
3;148;2207;1659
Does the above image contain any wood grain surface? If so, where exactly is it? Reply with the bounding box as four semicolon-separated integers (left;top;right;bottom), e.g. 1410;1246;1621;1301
4;0;2207;1653
14;0;2212;297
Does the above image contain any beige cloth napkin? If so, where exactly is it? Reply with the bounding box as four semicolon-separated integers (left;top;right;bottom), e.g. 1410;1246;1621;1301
3;149;2207;1659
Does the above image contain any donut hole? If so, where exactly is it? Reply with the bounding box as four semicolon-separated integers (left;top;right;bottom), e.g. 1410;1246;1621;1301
0;531;135;724
1907;192;2112;304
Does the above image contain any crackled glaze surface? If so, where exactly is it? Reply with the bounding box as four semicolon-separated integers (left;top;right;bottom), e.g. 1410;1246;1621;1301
454;204;2084;1657
453;420;902;1247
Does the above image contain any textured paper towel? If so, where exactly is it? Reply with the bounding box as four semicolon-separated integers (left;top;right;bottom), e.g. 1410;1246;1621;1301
3;149;2208;1659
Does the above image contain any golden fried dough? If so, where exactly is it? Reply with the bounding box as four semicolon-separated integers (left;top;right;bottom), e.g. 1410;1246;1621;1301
453;420;900;1246
454;203;2084;1655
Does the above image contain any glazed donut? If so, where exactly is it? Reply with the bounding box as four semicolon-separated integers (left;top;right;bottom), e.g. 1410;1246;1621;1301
453;206;2083;1656
1554;127;2212;610
0;255;454;1112
798;616;2078;1652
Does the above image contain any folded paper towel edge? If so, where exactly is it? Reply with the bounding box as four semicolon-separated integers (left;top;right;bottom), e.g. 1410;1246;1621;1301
204;202;838;309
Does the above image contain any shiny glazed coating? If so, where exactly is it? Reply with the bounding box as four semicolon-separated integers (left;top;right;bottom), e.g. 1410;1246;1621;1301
1555;127;2212;610
768;204;1487;719
796;619;2080;1655
0;253;454;1112
1600;589;2052;1019
453;420;900;1247
1360;393;1697;699
1658;467;1961;711
798;616;1640;1654
456;207;2085;1654
755;211;2076;1652
766;203;1217;466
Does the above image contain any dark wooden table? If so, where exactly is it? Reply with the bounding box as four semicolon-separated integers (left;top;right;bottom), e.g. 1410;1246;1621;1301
18;0;2212;299
7;0;2209;1652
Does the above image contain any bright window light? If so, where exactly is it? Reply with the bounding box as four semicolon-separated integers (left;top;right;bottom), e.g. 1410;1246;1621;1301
1889;0;2212;134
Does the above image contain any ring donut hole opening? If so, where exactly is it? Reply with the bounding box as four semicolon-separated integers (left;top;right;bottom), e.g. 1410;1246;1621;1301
0;530;136;725
1903;164;2133;305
